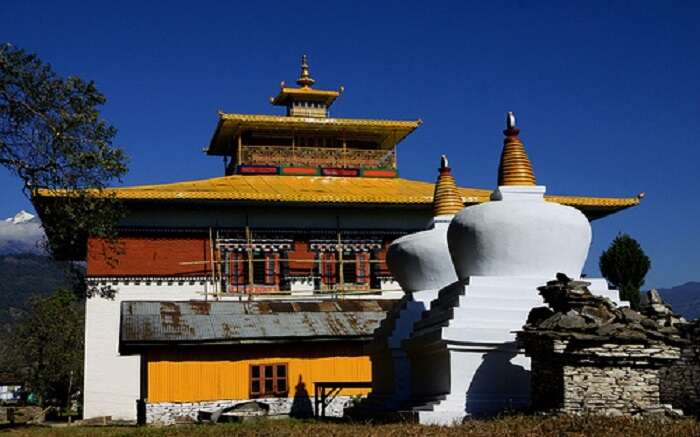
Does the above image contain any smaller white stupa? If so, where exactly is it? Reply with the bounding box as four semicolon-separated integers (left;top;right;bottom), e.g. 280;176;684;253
364;156;463;410
375;113;623;425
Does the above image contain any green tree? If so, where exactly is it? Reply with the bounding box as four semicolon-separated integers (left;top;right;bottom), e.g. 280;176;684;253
2;289;84;408
0;43;127;259
599;233;651;309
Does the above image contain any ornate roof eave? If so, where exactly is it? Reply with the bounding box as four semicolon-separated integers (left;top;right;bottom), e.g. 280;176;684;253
207;112;422;155
33;176;641;220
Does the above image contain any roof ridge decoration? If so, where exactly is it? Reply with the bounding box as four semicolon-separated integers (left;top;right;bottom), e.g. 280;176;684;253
296;54;315;88
498;112;537;186
433;155;464;216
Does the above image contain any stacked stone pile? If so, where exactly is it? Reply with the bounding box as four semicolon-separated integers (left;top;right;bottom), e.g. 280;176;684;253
522;274;686;347
519;274;685;417
640;288;686;329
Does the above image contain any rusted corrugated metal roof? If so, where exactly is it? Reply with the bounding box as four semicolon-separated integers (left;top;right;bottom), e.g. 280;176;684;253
120;300;397;346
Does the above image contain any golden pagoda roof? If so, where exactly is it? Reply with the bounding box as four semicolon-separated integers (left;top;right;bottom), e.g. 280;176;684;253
207;113;422;154
34;175;641;220
271;87;340;106
271;55;341;106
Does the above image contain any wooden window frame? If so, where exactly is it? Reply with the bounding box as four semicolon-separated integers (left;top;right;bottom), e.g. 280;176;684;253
320;252;336;286
249;363;289;398
264;253;280;285
226;251;245;290
356;252;370;284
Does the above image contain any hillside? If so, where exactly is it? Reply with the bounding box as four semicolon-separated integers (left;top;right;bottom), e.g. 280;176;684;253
0;254;78;324
659;281;700;320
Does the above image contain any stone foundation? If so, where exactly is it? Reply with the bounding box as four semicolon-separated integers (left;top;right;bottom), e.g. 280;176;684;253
528;340;681;415
660;333;700;415
562;365;661;415
146;396;357;425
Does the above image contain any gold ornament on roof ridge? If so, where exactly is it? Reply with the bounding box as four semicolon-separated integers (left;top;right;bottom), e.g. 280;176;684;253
433;154;464;216
296;54;315;88
497;112;537;186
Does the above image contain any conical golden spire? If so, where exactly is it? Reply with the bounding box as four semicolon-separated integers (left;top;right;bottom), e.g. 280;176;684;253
296;54;315;88
497;112;536;186
433;155;464;216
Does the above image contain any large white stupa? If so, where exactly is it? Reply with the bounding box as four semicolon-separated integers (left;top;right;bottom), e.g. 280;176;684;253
372;113;623;425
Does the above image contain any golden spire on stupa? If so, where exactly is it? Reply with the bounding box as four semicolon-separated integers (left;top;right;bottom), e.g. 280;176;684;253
296;54;315;88
497;112;537;186
433;155;464;216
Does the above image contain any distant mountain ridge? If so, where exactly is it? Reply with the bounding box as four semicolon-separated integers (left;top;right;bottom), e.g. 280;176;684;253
658;281;700;321
0;210;45;255
0;253;78;324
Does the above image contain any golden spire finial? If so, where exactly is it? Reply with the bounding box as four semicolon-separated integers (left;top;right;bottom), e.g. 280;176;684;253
296;54;315;88
433;154;464;216
497;112;537;186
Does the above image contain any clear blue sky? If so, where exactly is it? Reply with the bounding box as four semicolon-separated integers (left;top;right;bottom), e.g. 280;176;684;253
2;1;698;288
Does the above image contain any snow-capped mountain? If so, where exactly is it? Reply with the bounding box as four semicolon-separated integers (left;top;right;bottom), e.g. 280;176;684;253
4;210;36;224
0;210;45;254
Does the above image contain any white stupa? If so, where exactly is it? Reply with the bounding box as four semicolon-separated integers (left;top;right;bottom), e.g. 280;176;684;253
364;156;463;410
383;113;623;424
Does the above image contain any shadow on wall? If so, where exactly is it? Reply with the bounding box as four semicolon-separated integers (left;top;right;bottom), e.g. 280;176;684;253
290;376;313;418
466;345;531;416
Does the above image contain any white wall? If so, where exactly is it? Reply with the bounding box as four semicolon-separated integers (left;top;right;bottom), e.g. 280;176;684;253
83;280;207;421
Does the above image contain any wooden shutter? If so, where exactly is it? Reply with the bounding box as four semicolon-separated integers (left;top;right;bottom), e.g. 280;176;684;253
320;252;335;286
264;254;280;285
357;252;370;284
227;252;245;291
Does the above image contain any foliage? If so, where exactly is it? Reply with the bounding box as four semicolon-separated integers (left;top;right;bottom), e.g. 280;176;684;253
0;43;128;259
1;288;84;408
599;233;651;309
3;416;700;436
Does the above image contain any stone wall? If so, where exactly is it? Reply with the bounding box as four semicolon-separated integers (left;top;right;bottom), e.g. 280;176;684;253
660;325;700;415
146;396;357;425
528;340;681;415
562;365;660;415
520;276;685;417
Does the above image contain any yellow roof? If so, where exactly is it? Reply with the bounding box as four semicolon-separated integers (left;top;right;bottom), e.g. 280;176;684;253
34;175;641;219
207;113;422;155
271;87;340;106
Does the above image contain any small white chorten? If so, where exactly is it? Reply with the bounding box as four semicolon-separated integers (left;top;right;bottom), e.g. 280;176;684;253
365;156;463;410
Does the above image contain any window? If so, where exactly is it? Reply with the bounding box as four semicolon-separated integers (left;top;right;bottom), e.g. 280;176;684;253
252;253;266;284
341;252;370;285
356;252;370;284
225;252;245;291
264;254;280;285
320;252;336;287
250;363;288;398
223;251;282;292
342;253;357;284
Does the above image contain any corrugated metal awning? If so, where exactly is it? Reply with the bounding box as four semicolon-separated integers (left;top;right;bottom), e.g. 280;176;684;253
120;299;397;347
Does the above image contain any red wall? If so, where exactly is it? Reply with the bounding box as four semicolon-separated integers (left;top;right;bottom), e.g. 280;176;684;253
87;237;211;277
87;235;396;278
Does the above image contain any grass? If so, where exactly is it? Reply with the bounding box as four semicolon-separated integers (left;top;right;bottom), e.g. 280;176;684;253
2;416;700;437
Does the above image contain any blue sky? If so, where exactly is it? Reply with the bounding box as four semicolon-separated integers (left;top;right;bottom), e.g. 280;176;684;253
1;1;698;288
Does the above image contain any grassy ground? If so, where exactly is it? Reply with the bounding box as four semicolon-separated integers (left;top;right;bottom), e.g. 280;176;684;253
2;416;700;437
